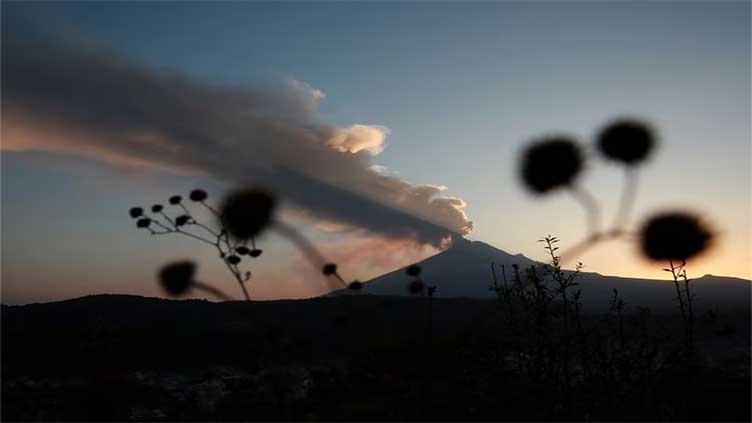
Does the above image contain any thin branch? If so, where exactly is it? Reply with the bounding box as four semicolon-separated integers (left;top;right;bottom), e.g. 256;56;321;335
221;257;251;301
178;203;192;217
159;211;175;226
172;229;217;246
200;200;222;218
332;271;348;288
189;221;222;238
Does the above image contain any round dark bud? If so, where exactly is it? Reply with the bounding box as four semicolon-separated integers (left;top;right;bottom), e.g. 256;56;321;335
189;189;208;202
151;204;163;213
408;280;425;295
597;119;655;165
136;218;151;228
406;265;421;277
519;137;583;194
220;188;276;240
227;255;241;265
236;246;251;255
348;281;363;290
639;212;714;262
129;207;143;218
249;249;263;258
175;215;190;227
159;261;196;296
323;263;337;275
169;195;182;205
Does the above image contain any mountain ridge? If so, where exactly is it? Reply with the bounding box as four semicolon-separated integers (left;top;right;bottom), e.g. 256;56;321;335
354;239;751;312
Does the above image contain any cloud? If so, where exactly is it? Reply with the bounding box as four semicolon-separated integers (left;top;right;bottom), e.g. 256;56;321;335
1;33;473;247
327;125;390;156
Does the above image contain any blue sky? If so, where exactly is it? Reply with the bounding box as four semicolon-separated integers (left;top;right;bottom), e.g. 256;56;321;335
2;1;750;304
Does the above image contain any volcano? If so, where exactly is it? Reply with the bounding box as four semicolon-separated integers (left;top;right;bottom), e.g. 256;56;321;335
352;238;751;312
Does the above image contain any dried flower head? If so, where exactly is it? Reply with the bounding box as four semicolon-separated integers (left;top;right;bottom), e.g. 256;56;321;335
159;261;196;296
236;246;250;255
227;255;241;265
348;281;363;290
323;263;337;276
189;189;208;202
221;188;276;240
520;137;583;193
597;119;655;165
169;195;182;205
406;265;421;277
151;204;163;213
175;215;190;227
639;212;714;261
136;218;151;228
249;249;263;258
408;279;425;295
129;207;143;218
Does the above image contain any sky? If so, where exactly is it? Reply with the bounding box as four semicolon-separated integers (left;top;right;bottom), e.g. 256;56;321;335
2;1;750;304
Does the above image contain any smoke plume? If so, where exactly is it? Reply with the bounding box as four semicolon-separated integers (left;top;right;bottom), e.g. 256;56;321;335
1;33;473;247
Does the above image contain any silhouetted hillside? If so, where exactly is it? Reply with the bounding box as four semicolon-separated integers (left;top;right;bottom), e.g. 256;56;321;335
2;294;750;421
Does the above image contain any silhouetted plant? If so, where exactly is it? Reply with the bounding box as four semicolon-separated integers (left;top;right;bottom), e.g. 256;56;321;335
639;212;714;262
517;118;718;355
158;260;230;300
130;187;351;300
129;189;258;300
221;188;276;240
520;137;583;194
638;212;713;350
485;236;716;420
219;188;349;290
129;207;143;218
517;118;684;259
597;119;655;164
407;279;425;295
406;264;422;277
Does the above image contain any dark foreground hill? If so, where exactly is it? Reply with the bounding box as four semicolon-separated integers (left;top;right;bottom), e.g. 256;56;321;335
2;294;750;421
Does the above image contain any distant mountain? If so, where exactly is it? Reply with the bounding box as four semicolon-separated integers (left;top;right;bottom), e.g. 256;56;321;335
356;238;536;298
354;238;751;312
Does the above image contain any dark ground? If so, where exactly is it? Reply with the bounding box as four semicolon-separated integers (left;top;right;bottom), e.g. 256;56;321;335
2;294;750;421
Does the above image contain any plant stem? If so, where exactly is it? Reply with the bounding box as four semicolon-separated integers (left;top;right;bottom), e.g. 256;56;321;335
569;185;602;239
611;168;638;232
669;260;689;347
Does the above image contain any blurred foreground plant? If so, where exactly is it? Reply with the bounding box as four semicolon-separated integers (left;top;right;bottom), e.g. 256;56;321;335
129;187;353;300
518;118;715;349
129;189;259;300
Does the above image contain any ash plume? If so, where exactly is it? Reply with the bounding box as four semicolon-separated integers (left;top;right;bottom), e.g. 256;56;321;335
1;33;472;247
